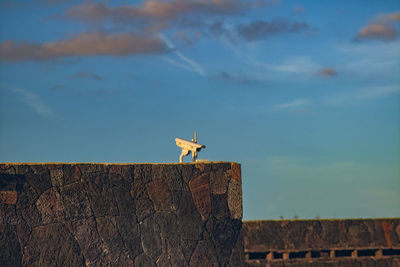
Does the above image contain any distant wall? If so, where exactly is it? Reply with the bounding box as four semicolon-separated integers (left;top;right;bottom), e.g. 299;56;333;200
0;162;243;266
243;219;400;266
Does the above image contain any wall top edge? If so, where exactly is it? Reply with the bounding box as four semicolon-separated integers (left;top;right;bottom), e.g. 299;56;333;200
0;161;240;166
243;218;400;223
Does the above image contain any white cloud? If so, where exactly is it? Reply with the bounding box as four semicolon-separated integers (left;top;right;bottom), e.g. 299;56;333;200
335;41;400;77
356;85;400;100
271;56;320;74
159;34;205;76
324;84;400;107
1;83;57;118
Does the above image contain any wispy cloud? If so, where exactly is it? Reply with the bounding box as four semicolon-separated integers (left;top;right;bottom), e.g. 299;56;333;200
160;34;205;76
1;83;57;118
335;41;400;78
273;84;399;112
271;57;320;74
323;84;400;107
0;32;169;61
274;98;310;109
72;71;103;81
354;12;400;42
356;85;400;100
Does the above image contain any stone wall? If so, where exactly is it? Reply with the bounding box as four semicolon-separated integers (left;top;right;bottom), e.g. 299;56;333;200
243;219;400;266
0;162;243;267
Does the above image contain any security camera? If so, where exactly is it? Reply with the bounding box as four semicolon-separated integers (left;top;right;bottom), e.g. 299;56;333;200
175;132;206;163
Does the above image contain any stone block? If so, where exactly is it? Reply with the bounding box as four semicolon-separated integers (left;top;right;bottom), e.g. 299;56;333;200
60;182;93;221
35;187;64;224
189;173;212;221
147;179;173;211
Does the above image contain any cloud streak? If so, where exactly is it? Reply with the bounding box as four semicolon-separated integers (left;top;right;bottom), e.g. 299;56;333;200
0;83;57;118
356;85;400;100
323;84;400;107
0;32;169;61
160;34;205;76
271;57;320;74
274;98;310;109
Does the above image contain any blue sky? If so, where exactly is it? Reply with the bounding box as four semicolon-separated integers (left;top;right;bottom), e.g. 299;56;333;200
0;0;399;220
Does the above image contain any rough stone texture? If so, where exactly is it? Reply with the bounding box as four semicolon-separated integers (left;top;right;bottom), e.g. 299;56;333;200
243;219;400;267
0;162;242;266
243;219;400;251
245;258;400;267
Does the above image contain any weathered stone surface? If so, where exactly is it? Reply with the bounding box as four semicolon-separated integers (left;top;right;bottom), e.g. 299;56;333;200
189;240;219;267
209;167;229;195
79;164;107;174
27;166;52;195
0;191;17;205
154;211;178;241
109;164;134;183
156;237;188;267
115;215;142;259
181;238;198;264
16;218;31;250
2;204;20;225
20;205;42;227
60;182;93;220
147;179;173;211
189;173;212;221
228;176;242;219
244;219;400;251
95;216;125;262
230;230;245;267
206;216;242;266
132;165;154;222
231;162;242;182
243;219;400;267
109;171;135;216
0;162;243;266
65;217;105;265
50;167;64;188
0;224;21;267
135;253;155;267
140;217;162;261
176;190;203;241
83;173;118;217
22;223;85;267
244;258;400;267
0;173;22;206
35;187;64;224
167;242;188;267
211;194;230;220
16;180;39;210
162;165;186;192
